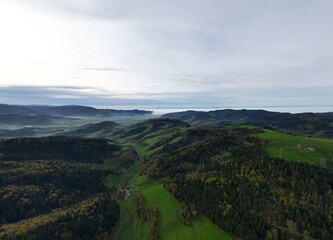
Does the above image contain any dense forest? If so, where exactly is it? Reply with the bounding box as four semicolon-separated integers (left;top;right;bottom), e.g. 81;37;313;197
0;136;120;164
0;137;120;239
0;160;112;224
164;109;333;137
143;127;333;240
0;104;152;118
0;193;119;240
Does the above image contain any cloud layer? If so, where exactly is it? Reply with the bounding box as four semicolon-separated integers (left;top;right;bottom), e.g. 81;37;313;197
0;0;332;111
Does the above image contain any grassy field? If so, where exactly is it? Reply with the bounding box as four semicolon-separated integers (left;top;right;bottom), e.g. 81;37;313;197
104;174;123;188
131;126;185;157
113;175;232;240
114;121;188;159
141;183;232;240
257;130;333;168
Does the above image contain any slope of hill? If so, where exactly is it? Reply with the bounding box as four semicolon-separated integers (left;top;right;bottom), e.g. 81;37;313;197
107;122;333;240
0;193;118;240
0;137;121;239
111;118;190;156
57;118;187;140
104;121;232;240
60;121;119;137
0;136;120;163
0;127;65;138
143;127;333;240
163;109;333;137
113;118;189;140
256;129;333;169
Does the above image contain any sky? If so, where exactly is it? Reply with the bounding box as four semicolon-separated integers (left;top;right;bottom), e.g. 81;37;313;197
0;0;332;112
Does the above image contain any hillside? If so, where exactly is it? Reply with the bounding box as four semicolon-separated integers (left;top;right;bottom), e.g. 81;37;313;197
102;119;231;240
0;136;120;163
256;129;333;169
0;137;121;239
113;118;189;140
142;127;333;240
103;119;332;240
0;193;118;240
0;127;64;138
164;109;333;137
60;121;118;137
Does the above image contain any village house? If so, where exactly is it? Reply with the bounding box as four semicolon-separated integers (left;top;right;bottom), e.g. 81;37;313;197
117;186;131;200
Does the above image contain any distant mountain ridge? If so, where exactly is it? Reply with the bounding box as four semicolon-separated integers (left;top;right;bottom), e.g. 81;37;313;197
163;109;333;137
0;104;152;117
0;114;69;126
0;104;40;115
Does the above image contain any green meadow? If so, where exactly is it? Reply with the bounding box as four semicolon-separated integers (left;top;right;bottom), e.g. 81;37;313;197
105;147;232;240
141;183;232;240
113;175;232;240
257;130;333;169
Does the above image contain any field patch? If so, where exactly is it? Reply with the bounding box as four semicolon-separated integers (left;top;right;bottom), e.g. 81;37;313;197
141;184;232;240
257;130;333;168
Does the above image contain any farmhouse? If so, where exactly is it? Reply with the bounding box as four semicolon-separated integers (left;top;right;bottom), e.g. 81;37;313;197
117;186;131;200
297;144;315;152
118;186;126;199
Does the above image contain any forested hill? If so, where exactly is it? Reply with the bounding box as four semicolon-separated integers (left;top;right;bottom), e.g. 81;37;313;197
0;136;120;239
111;118;190;140
143;127;333;240
0;136;120;163
163;109;333;137
0;104;152;118
59;121;118;137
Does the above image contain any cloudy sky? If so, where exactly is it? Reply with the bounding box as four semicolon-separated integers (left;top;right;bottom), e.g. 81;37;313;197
0;0;332;111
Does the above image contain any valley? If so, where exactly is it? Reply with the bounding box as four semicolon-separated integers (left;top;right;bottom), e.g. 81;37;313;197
0;106;332;240
103;130;232;240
